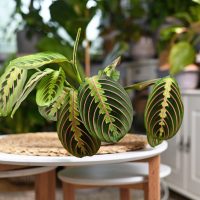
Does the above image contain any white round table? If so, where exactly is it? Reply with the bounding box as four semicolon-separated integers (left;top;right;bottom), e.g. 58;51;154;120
0;141;167;200
0;141;167;166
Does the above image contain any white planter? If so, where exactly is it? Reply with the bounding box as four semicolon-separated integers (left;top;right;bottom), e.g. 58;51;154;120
175;71;199;89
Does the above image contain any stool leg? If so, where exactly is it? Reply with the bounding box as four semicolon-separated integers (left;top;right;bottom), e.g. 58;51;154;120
63;182;75;200
143;182;149;200
148;155;160;200
120;188;130;200
35;169;56;200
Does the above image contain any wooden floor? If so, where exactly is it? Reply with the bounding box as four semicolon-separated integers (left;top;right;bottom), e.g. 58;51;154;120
0;178;190;200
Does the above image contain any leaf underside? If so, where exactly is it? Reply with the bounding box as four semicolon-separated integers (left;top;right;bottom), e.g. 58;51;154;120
57;89;101;157
0;67;27;116
145;76;184;147
78;76;133;143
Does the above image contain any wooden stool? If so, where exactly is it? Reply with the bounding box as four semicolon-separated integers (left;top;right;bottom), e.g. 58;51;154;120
58;162;171;200
0;165;56;200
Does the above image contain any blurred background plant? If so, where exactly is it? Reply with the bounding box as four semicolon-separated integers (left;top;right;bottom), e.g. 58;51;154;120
148;0;200;74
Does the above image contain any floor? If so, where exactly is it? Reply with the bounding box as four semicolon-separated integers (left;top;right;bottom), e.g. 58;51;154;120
0;178;191;200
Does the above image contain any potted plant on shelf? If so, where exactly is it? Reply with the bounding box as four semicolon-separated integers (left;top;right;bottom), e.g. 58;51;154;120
169;41;199;89
156;0;200;89
0;29;184;158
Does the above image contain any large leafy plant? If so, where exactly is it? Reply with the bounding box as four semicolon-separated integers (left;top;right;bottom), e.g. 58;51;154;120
0;29;184;157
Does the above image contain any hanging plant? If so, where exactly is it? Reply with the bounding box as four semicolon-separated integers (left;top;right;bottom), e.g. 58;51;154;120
0;29;184;157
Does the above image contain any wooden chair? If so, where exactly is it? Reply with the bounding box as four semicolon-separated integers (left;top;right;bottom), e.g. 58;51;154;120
58;162;171;200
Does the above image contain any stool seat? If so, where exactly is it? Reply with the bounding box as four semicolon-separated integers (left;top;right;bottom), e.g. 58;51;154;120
0;166;55;178
58;162;171;186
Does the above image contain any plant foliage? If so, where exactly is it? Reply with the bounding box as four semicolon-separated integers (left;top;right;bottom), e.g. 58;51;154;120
78;76;133;142
144;77;184;146
0;29;184;157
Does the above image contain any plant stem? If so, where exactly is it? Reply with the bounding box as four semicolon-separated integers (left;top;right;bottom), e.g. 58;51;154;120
72;28;83;84
124;78;160;91
85;38;91;76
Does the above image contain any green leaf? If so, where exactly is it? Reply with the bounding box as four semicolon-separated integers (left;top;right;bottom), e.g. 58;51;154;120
11;68;54;117
169;42;196;75
124;79;160;91
99;57;121;81
36;36;85;89
78;76;133;142
71;28;83;84
8;52;69;70
145;76;184;147
38;88;68;121
0;67;27;116
192;0;200;5
36;68;66;106
57;89;101;157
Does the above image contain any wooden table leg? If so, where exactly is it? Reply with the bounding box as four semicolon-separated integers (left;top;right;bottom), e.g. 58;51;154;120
35;169;56;200
148;155;160;200
120;188;130;200
62;182;75;200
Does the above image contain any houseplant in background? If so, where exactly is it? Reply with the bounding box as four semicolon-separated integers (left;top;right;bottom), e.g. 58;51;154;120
153;0;200;88
10;0;97;59
0;29;184;157
96;0;150;58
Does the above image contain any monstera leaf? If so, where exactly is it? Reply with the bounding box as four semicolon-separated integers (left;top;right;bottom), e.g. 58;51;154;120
0;66;27;116
145;76;184;147
57;89;101;157
78;76;133;143
36;68;66;106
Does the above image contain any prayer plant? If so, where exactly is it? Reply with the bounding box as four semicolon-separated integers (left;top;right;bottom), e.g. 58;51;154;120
0;29;184;157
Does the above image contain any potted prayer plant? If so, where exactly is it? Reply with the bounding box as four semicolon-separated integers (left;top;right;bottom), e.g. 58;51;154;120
0;29;184;158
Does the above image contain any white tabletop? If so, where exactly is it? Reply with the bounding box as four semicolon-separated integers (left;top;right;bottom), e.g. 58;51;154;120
0;141;167;166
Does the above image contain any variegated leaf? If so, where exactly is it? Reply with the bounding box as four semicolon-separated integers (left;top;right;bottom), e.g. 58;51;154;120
0;66;27;116
38;89;68;121
8;52;69;69
11;68;54;117
98;57;121;81
57;89;101;157
78;76;133;143
36;68;66;106
145;76;184;147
